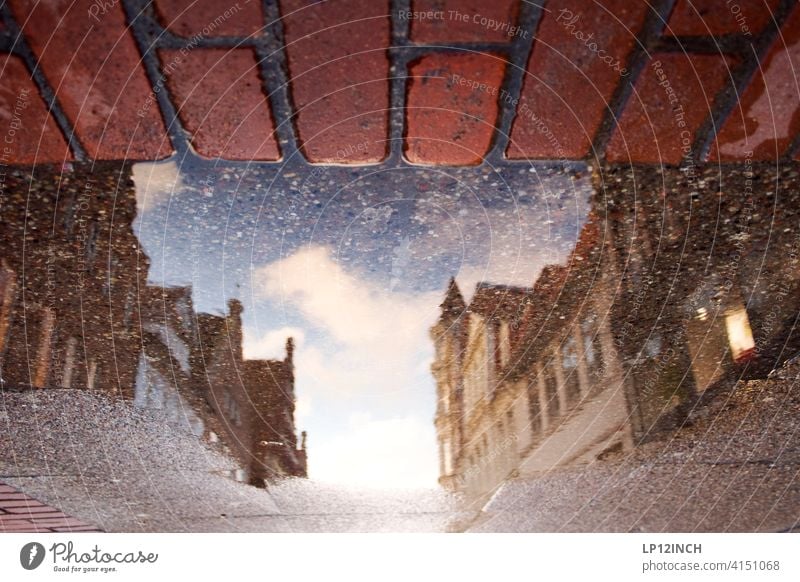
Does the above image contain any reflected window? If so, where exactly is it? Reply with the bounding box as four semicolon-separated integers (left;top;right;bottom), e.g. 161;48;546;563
498;321;511;368
442;439;453;475
562;336;578;369
725;308;756;363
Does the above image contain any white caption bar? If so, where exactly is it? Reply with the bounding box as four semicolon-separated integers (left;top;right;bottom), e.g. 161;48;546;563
1;533;797;581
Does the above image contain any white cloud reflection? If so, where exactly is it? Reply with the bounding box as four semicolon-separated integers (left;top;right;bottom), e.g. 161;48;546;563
249;245;440;487
308;413;439;489
131;160;183;213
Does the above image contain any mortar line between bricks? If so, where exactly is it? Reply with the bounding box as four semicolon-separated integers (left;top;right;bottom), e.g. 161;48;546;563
0;22;12;53
654;34;756;55
392;42;516;56
257;0;301;160
388;0;411;164
151;35;259;50
0;3;88;161
692;0;797;163
590;0;675;164
147;37;521;54
123;0;191;160
485;0;543;164
122;1;261;52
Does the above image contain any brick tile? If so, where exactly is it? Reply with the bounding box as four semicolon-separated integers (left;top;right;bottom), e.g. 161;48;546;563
0;515;34;524
6;505;65;514
154;0;263;38
0;485;18;493
280;0;389;163
2;511;67;520
0;493;31;501
9;0;172;160
0;511;30;519
409;0;521;43
52;526;102;532
606;53;736;164
0;499;44;509
709;6;800;161
160;48;280;160
0;520;36;529
0;55;72;163
507;0;649;160
666;0;780;36
405;53;506;165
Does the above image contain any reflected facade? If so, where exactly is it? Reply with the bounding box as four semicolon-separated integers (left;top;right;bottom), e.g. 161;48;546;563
0;164;307;486
432;164;800;498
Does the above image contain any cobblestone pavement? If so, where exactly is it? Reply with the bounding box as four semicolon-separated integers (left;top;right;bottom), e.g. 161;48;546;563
466;369;800;532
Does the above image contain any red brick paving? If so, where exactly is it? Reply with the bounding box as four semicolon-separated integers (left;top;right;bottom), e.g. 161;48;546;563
0;55;72;163
606;53;737;164
2;512;69;519
406;52;507;165
155;0;264;38
161;48;281;160
710;4;800;161
0;482;101;533
8;0;172;161
666;0;780;37
0;0;798;166
507;0;650;160
280;0;390;163
6;504;68;513
410;0;520;44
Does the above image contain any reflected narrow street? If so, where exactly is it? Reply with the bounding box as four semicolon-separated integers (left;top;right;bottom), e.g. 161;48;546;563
2;159;799;532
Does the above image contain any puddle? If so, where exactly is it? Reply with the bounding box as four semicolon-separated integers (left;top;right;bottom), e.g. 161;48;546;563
1;159;799;514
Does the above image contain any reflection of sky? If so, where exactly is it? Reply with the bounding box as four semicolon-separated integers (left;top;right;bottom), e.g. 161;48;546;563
132;160;592;488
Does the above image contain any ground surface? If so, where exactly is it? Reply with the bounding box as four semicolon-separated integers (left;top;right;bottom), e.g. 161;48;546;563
0;389;453;533
467;369;800;532
2;371;798;533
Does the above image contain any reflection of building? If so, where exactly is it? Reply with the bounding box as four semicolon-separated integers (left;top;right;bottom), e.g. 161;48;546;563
194;300;307;484
0;164;307;486
0;166;144;397
433;164;800;499
432;214;631;498
138;288;307;485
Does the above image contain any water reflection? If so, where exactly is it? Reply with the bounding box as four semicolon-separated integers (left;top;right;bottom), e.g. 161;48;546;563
0;163;307;487
431;165;800;498
131;160;589;488
1;161;798;500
